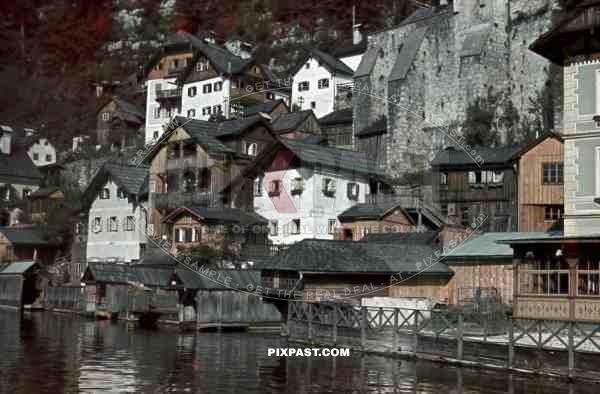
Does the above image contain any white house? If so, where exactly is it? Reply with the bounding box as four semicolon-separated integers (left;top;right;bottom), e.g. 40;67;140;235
143;31;289;143
83;161;149;263
240;138;387;244
27;136;57;167
290;49;355;118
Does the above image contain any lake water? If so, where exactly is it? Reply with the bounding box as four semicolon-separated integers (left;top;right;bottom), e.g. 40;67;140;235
0;310;598;393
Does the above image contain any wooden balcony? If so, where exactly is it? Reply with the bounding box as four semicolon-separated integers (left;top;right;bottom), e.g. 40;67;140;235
155;88;182;102
152;190;213;210
166;155;200;171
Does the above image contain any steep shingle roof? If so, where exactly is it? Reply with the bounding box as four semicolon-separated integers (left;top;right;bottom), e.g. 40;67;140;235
172;116;234;153
103;162;149;195
430;144;523;167
113;97;145;124
292;48;354;77
271;110;315;133
356;116;386;137
281;138;387;178
257;238;452;274
0;261;37;275
210;115;272;138
161;206;268;225
0;227;50;246
389;26;428;82
338;201;407;221
319;108;353;126
243;100;287;117
354;44;381;78
0;126;43;184
363;231;440;244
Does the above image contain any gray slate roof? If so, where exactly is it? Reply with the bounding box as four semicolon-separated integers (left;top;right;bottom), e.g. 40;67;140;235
430;144;523;167
257;239;451;275
319;108;353;126
0;261;37;275
211;115;269;137
172;116;234;153
363;231;439;244
271;110;314;133
163;206;268;225
103;162;149;196
338;201;404;221
243;100;286;117
461;24;493;57
356;116;387;137
175;267;260;290
442;232;547;260
113;97;145;124
354;44;381;78
0;227;50;246
84;262;173;286
281;138;387;178
389;26;428;82
0;126;42;184
306;48;354;76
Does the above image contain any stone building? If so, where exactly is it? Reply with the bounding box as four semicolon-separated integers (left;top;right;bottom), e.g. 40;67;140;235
353;0;562;179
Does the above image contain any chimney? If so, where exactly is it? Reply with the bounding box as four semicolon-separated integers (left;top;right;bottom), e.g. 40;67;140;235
0;128;12;155
352;5;363;45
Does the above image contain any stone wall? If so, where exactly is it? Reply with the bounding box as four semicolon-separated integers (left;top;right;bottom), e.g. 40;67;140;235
354;0;561;179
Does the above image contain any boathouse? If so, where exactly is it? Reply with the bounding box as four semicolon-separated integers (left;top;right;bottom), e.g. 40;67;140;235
0;260;40;309
258;233;454;304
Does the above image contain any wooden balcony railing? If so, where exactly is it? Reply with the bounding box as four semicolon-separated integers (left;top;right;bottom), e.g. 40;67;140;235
152;190;213;210
155;88;182;101
262;276;299;290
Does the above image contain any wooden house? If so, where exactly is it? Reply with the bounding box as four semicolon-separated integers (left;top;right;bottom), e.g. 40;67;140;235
318;108;353;149
270;110;322;140
26;187;65;223
0;227;56;264
497;0;600;322
337;201;415;240
95;96;145;149
511;132;564;232
258;233;454;305
431;144;522;232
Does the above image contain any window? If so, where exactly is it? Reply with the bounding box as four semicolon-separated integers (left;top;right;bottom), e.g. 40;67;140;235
100;188;110;199
196;61;209;72
254;177;263;196
187;109;196;117
328;219;336;235
440;172;448;185
93;217;102;233
578;258;600;296
33;153;39;161
46;154;52;162
542;162;563;184
213;104;222;114
117;188;127;199
153;107;160;119
291;219;301;234
175;228;193;243
203;83;212;94
467;170;503;185
291;177;304;195
153;131;159;139
188;87;197;97
102;112;110;121
109;216;118;232
310;101;316;109
519;257;569;296
468;171;481;184
44;140;49;146
441;203;448;217
266;92;275;100
269;220;278;236
214;81;223;91
298;81;309;91
171;59;179;70
347;183;359;200
318;78;329;89
22;188;31;198
305;63;310;69
124;216;135;231
544;205;563;221
491;170;504;184
269;180;281;196
243;141;257;156
202;106;212;116
322;178;336;197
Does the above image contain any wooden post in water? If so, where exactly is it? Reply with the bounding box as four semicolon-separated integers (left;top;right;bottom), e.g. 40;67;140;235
507;313;514;369
332;305;338;345
360;307;367;349
308;303;313;343
568;320;575;378
457;311;464;361
393;308;399;353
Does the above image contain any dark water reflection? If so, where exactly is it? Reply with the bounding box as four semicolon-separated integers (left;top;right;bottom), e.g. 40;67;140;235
1;310;599;393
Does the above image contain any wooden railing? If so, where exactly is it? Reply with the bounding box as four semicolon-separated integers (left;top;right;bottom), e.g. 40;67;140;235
155;88;182;100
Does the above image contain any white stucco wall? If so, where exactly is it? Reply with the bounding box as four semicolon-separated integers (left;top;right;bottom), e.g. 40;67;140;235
86;179;148;262
180;76;226;120
27;138;57;166
145;78;177;142
291;57;353;118
254;166;368;244
340;54;363;71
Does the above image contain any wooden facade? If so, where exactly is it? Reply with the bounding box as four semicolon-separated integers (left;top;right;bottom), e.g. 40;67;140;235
337;209;414;241
445;259;514;305
515;133;564;232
